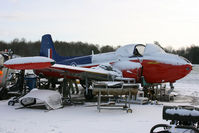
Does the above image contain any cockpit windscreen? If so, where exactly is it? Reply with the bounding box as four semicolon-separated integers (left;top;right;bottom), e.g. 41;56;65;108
133;44;145;57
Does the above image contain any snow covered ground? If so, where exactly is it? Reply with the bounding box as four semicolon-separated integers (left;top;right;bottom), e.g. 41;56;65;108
175;65;199;97
0;65;198;133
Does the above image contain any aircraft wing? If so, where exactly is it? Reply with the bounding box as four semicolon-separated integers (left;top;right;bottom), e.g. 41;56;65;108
49;64;120;80
4;56;121;81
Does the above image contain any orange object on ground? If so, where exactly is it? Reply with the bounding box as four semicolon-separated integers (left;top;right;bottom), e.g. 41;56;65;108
0;70;3;84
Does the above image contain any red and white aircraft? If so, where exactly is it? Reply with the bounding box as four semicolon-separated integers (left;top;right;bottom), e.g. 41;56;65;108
4;34;192;94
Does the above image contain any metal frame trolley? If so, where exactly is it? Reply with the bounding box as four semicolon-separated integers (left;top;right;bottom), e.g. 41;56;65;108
92;81;139;113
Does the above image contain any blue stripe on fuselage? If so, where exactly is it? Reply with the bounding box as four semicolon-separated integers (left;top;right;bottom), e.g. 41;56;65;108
56;55;92;66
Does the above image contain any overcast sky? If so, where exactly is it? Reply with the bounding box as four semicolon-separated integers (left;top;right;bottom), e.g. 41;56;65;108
1;0;199;49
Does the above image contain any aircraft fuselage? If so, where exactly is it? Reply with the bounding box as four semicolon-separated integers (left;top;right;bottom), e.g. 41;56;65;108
35;43;192;84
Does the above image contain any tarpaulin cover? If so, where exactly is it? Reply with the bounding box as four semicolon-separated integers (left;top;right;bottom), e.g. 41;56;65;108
20;89;62;110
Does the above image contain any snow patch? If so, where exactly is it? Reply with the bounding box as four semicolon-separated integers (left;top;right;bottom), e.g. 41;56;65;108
112;61;141;70
4;56;55;65
143;44;190;65
92;52;117;63
144;44;165;56
166;108;199;116
144;53;189;65
116;44;136;57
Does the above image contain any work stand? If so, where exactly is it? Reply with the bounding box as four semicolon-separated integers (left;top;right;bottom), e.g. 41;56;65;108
93;81;139;113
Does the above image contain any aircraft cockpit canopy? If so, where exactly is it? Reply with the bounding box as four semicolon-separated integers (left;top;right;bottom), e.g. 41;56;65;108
133;44;145;57
116;44;135;57
144;44;166;56
116;43;166;58
116;44;145;57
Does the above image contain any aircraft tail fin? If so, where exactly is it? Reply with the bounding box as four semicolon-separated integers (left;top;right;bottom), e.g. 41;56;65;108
40;34;62;61
40;34;91;65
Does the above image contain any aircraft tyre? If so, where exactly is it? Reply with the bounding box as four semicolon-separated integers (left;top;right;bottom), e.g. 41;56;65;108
80;80;91;89
84;89;94;100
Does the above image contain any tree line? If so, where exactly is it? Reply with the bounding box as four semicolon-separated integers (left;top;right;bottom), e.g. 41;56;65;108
154;41;199;64
0;38;116;57
0;39;199;64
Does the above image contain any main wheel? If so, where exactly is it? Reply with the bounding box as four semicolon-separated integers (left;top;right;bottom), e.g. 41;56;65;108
80;80;91;89
84;89;94;100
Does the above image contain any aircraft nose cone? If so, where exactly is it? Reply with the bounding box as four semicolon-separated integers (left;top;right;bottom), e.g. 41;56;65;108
187;63;192;70
180;63;192;77
179;56;192;74
185;63;192;73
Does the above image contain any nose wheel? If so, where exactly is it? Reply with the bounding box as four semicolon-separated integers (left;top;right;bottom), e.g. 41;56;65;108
80;80;93;100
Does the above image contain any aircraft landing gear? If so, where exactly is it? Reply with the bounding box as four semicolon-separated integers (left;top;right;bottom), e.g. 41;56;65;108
84;89;93;100
167;82;174;94
80;80;94;100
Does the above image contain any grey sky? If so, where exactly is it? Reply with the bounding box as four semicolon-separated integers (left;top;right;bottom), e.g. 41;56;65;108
1;0;199;49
